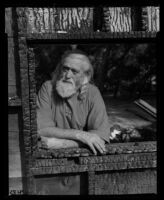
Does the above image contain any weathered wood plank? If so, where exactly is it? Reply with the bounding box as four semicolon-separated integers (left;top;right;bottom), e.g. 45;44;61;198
5;8;13;36
34;174;82;195
103;7;132;32
8;37;17;96
33;141;156;159
9;177;23;195
23;31;158;40
9;151;22;178
28;48;38;152
31;152;156;175
17;7;93;34
142;7;160;31
18;37;32;157
8;131;20;153
94;169;157;194
8;113;20;132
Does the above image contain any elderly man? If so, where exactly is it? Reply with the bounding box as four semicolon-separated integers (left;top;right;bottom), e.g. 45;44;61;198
37;49;111;155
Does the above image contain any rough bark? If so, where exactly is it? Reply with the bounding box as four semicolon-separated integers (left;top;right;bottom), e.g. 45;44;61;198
17;7;93;34
103;7;132;32
142;7;160;32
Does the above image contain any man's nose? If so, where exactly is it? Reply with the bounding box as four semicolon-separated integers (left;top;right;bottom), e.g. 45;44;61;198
65;69;73;78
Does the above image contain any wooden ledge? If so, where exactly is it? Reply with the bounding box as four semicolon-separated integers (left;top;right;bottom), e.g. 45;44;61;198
33;141;157;159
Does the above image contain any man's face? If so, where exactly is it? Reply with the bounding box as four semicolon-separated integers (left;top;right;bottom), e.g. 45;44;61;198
56;53;89;98
61;54;89;87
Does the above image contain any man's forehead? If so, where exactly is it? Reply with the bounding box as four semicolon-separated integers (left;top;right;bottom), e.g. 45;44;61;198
63;53;90;70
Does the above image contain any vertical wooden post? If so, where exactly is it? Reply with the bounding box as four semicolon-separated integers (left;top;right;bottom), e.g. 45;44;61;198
88;171;96;195
28;48;38;153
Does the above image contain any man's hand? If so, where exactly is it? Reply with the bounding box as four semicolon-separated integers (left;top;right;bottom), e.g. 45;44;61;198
76;132;106;155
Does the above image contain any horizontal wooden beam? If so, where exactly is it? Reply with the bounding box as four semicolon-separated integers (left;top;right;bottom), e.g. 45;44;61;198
21;31;158;41
33;141;157;159
31;152;156;175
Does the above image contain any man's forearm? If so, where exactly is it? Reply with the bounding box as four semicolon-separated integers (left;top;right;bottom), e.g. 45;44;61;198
39;127;106;154
38;127;83;141
41;136;83;149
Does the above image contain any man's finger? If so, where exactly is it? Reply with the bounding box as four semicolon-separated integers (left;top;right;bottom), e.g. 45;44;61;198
94;142;104;154
96;139;106;151
88;143;97;155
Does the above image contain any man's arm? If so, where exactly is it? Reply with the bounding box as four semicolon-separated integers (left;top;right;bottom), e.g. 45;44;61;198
41;136;82;149
39;127;106;155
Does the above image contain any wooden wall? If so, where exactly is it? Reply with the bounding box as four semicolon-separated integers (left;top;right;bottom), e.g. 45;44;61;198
6;7;24;194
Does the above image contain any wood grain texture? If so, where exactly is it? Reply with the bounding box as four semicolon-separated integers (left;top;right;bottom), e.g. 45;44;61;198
9;150;22;177
28;48;38;152
25;31;157;40
8;113;19;132
18;37;31;155
9;131;20;153
34;174;82;195
16;7;93;34
30;151;156;194
31;152;156;176
8;36;17;96
8;109;23;178
18;37;34;194
9;177;23;195
33;141;156;159
5;8;13;36
142;7;160;32
103;7;132;32
88;171;95;195
16;8;27;35
94;169;157;194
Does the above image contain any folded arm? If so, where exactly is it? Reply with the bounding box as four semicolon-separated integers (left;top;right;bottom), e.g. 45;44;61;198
39;127;106;155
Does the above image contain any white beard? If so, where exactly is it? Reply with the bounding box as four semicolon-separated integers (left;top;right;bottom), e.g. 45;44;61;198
56;79;77;98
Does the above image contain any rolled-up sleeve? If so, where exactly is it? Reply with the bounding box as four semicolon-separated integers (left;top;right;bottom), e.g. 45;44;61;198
37;81;55;131
87;87;111;143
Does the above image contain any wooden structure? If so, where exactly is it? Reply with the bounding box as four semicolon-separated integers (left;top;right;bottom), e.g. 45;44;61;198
7;5;159;195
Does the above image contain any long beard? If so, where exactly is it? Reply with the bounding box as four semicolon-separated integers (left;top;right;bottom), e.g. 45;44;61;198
56;79;77;98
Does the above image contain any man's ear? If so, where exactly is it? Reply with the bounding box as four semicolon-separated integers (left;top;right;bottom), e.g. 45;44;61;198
82;76;89;85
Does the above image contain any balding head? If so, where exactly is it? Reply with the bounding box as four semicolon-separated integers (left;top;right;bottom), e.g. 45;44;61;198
52;49;94;98
61;50;93;80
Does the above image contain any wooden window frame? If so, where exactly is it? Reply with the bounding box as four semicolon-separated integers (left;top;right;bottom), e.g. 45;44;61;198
15;7;158;194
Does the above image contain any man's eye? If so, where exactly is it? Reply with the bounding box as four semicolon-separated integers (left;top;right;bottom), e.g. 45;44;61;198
72;70;78;75
63;67;68;72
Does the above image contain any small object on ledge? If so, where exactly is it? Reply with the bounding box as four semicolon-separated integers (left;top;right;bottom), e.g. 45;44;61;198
110;124;142;143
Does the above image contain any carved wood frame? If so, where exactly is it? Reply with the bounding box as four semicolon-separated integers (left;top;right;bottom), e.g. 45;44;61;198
15;7;158;194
